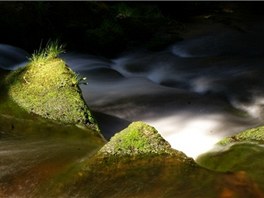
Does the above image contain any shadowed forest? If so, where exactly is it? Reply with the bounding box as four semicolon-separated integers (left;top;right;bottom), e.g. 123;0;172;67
1;2;263;57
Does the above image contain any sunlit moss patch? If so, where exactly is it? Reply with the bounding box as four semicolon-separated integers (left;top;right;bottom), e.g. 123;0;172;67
99;122;176;155
219;125;264;146
5;41;99;132
94;121;194;168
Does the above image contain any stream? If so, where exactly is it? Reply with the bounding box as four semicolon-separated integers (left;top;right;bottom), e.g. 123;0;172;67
2;21;264;159
64;20;264;158
1;17;264;197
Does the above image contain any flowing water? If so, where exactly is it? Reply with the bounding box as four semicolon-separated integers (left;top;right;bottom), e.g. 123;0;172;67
2;21;264;159
62;21;264;158
1;18;264;196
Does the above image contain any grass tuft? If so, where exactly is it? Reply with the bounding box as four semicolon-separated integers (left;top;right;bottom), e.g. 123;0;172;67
28;40;65;65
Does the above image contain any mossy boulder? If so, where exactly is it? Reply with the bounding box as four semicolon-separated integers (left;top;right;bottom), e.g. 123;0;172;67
218;125;264;146
88;121;195;171
5;53;99;132
97;121;191;159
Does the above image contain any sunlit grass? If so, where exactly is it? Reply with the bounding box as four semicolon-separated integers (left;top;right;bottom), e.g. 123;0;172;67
28;40;65;65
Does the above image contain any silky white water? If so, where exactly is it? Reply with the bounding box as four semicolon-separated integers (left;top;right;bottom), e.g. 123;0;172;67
2;21;264;159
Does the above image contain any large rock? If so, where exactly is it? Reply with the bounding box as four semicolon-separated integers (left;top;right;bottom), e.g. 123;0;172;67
5;50;99;132
94;121;195;166
97;121;192;160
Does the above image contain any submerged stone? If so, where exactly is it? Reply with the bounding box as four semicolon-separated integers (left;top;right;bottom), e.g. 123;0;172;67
5;56;99;132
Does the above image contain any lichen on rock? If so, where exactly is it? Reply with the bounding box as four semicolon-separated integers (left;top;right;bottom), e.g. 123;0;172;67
5;42;99;132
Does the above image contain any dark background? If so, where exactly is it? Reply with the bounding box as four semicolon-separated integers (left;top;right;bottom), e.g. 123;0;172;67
0;1;263;58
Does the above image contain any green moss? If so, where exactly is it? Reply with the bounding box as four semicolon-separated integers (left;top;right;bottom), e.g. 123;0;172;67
96;121;193;166
99;121;170;155
4;43;99;132
218;125;264;146
197;143;264;193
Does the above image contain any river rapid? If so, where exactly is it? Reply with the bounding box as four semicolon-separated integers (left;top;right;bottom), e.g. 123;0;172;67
1;19;264;160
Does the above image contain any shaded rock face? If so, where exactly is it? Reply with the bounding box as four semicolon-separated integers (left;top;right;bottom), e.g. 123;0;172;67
5;57;99;131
